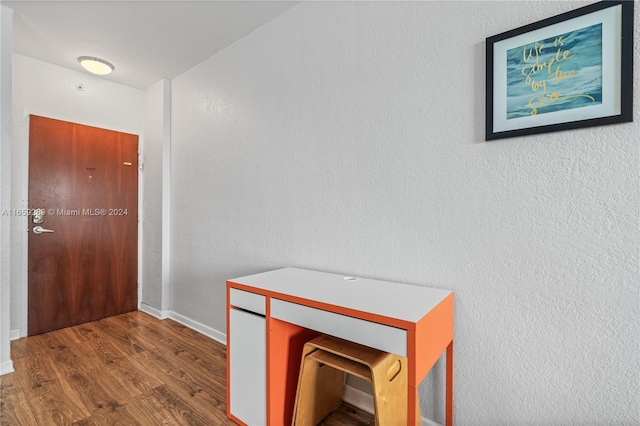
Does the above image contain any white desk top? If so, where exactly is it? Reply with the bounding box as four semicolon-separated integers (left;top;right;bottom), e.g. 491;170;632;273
229;267;452;324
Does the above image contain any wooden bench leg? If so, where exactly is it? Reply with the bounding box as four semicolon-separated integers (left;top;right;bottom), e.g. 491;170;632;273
371;355;407;426
292;349;344;426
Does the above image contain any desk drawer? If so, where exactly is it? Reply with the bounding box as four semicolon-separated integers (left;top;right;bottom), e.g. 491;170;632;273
271;299;406;356
230;288;266;315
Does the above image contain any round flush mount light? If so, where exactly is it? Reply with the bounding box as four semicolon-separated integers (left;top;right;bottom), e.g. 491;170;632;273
77;56;114;75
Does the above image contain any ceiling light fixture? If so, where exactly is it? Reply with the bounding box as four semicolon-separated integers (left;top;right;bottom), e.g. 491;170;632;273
77;56;114;75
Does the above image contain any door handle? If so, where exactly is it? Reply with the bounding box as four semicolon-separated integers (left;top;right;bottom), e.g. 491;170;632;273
33;226;54;234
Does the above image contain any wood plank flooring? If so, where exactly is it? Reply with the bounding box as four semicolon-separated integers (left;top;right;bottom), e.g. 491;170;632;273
0;311;373;425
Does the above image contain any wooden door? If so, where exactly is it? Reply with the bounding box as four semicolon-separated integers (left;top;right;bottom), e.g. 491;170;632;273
28;115;138;336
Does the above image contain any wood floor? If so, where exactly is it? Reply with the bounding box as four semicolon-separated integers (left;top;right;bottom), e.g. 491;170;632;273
0;311;373;425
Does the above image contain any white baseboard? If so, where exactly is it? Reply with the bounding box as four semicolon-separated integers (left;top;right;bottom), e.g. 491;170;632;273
138;304;226;345
343;384;376;414
0;360;14;376
343;384;442;426
10;329;21;341
167;311;226;346
139;302;169;320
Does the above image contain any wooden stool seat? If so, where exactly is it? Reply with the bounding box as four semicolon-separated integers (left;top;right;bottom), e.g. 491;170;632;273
292;334;422;426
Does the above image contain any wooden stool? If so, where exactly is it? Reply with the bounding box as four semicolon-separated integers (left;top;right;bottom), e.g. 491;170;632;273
292;334;422;426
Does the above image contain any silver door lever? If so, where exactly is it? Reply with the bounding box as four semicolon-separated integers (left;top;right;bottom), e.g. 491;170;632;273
33;226;54;234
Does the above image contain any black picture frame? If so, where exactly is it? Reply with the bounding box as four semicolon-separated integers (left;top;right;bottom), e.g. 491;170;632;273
485;1;633;141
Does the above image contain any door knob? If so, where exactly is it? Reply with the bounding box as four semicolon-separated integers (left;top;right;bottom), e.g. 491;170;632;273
32;208;45;224
33;226;54;234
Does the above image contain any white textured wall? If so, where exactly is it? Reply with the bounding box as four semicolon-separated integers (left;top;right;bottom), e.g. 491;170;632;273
10;54;144;335
141;79;172;316
142;80;165;311
171;1;639;423
0;5;14;375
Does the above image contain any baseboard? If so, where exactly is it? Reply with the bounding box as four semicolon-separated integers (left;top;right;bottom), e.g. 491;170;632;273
342;384;375;415
139;302;169;320
137;304;226;345
10;329;21;341
167;311;226;345
0;360;14;376
420;416;443;426
343;384;442;426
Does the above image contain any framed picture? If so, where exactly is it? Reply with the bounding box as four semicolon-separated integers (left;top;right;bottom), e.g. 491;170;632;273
485;1;633;141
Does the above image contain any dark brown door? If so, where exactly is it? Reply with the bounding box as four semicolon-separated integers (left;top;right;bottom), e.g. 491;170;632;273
28;115;138;336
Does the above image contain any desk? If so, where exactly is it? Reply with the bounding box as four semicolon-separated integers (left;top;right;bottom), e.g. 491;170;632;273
226;268;454;426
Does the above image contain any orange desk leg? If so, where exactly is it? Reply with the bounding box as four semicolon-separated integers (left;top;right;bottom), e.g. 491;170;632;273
407;383;417;425
446;340;454;426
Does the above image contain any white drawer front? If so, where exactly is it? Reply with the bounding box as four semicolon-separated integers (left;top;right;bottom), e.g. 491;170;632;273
230;288;266;315
271;299;406;357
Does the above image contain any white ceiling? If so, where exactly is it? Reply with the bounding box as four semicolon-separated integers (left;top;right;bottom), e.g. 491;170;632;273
4;0;299;90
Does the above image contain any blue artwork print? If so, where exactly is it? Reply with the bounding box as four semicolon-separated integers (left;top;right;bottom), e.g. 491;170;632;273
506;23;602;119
